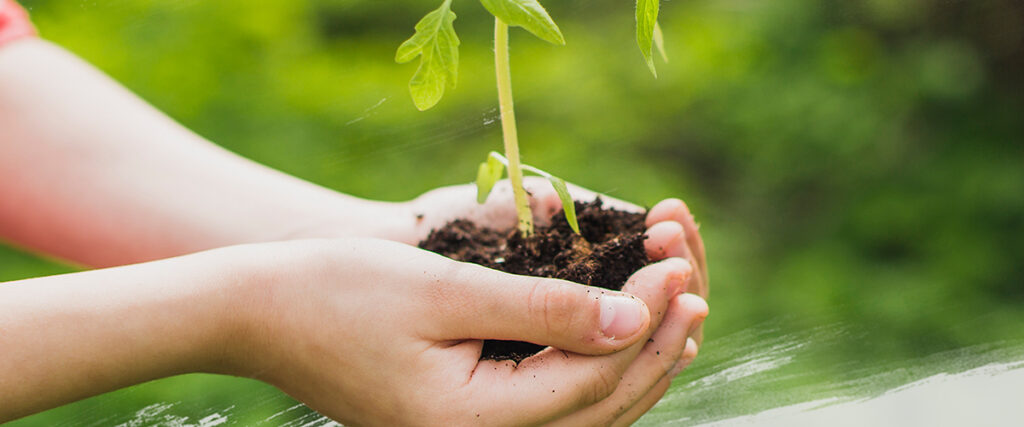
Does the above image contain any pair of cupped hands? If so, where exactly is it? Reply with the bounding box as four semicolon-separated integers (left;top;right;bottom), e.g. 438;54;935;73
228;178;708;426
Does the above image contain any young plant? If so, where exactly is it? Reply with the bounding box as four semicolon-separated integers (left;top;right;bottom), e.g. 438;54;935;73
397;0;668;237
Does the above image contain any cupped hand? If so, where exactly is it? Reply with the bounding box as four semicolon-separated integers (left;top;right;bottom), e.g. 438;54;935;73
229;238;706;426
403;179;711;424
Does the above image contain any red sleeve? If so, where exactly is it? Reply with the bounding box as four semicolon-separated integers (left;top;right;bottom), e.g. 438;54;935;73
0;0;37;47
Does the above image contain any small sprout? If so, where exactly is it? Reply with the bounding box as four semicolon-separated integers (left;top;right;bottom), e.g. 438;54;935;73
476;152;505;203
476;152;580;234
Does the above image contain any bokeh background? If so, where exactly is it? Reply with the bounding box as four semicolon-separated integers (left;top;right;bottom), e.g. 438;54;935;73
5;0;1023;424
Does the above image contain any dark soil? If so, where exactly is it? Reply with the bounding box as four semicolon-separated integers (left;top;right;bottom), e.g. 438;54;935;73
418;198;651;362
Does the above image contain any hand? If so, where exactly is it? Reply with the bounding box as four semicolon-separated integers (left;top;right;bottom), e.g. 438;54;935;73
231;238;707;426
550;198;710;426
404;180;711;424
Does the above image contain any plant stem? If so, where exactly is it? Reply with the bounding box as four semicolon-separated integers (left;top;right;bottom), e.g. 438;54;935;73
494;18;534;237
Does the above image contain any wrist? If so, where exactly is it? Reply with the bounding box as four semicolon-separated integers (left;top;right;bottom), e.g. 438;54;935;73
276;198;420;245
189;244;286;378
142;247;266;378
205;240;359;381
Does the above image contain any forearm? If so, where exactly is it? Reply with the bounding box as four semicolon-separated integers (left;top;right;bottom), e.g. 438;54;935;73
0;247;252;422
0;39;414;267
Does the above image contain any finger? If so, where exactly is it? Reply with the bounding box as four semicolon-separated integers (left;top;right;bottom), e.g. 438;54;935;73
611;376;671;427
647;198;708;295
647;200;707;345
669;338;700;378
547;294;707;426
644;221;697;268
462;259;693;425
619;295;706;401
611;339;699;427
644;221;701;338
426;260;681;354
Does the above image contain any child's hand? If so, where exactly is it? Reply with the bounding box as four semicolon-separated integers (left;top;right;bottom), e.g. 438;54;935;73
229;238;707;426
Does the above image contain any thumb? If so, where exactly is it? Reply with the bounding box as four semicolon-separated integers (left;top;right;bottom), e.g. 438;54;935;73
430;264;655;355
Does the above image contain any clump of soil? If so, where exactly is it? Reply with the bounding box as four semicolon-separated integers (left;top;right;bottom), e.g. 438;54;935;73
418;198;651;362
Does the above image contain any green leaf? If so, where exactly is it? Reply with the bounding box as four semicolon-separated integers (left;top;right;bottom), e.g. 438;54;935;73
476;153;505;204
636;0;660;77
653;21;668;63
396;0;460;110
479;0;565;45
547;176;580;234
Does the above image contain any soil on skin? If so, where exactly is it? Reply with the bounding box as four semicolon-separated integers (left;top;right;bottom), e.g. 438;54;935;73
418;198;651;363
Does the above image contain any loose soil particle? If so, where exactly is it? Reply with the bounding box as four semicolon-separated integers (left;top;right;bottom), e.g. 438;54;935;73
418;198;651;362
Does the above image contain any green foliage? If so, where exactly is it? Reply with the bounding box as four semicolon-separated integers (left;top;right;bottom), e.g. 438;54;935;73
395;0;460;111
397;0;668;109
636;0;661;76
478;0;564;45
477;152;580;234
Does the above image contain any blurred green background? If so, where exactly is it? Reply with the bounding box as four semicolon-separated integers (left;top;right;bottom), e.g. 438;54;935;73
5;0;1023;424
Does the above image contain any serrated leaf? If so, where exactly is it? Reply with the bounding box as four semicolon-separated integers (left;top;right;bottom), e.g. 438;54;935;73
476;154;505;204
636;0;660;77
547;176;579;234
653;21;668;63
396;0;460;110
480;0;565;45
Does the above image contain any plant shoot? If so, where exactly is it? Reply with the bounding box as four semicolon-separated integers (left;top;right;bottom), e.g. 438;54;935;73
397;0;669;236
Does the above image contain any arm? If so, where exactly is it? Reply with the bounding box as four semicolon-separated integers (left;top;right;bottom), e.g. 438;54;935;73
0;37;710;296
0;238;707;425
0;244;251;421
0;38;415;268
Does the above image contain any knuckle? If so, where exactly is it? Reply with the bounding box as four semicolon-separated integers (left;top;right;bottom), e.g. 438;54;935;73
580;364;621;405
529;279;583;339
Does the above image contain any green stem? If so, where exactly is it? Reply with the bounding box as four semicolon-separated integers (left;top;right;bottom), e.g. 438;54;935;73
494;18;534;237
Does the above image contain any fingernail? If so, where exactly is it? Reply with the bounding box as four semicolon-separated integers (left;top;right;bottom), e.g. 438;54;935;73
599;294;647;339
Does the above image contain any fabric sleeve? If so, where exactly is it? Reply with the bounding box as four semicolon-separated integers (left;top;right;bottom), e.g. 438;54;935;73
0;0;37;47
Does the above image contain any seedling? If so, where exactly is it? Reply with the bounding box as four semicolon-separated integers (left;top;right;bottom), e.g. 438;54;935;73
397;0;667;237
